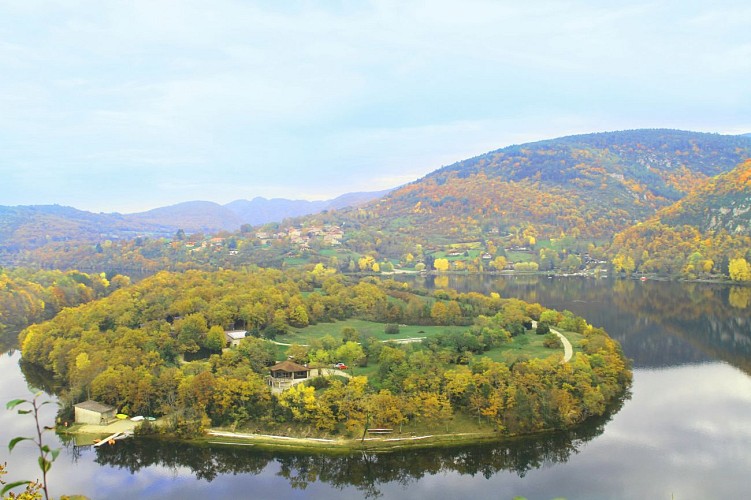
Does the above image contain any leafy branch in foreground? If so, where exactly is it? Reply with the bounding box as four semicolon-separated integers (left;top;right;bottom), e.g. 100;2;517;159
0;462;42;499
4;394;60;500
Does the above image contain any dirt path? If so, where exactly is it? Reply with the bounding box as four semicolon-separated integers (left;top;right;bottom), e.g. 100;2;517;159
552;327;573;362
531;321;573;363
313;368;351;379
208;430;336;443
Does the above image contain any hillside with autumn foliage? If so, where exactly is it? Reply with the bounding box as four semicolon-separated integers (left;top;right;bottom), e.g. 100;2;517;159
610;159;751;278
4;129;751;280
344;129;751;242
658;158;751;233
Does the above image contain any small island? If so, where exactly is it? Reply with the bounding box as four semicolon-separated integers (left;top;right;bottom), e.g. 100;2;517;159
20;266;631;450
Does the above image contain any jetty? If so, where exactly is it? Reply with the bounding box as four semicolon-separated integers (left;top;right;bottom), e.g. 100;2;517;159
92;430;133;447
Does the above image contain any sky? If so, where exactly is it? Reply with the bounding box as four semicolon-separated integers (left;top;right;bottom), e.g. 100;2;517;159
1;0;750;214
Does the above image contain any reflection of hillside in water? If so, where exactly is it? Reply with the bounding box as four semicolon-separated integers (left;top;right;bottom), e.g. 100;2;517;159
611;282;751;375
402;275;751;373
91;402;621;499
528;278;751;373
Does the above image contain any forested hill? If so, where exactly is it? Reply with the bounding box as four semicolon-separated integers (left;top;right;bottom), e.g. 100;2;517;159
658;158;751;234
609;159;751;277
437;129;751;185
345;129;751;241
0;205;166;252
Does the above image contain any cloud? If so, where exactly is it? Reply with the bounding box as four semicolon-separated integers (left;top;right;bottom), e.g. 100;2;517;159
0;1;749;211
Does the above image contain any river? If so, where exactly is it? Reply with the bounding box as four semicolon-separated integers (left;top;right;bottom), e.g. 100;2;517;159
2;276;751;499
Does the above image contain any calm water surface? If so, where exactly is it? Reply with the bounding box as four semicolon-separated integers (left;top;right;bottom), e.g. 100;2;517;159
2;277;751;499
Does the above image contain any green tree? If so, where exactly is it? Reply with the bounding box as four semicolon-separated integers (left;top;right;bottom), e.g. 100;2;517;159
341;326;360;343
334;342;366;367
237;337;277;372
535;322;550;335
204;325;225;352
174;313;208;353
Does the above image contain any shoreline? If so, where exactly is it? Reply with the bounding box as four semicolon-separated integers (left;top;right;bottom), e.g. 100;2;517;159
201;429;504;452
61;423;565;453
63;422;502;451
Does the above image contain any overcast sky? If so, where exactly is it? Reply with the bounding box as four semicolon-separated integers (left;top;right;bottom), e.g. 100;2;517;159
1;1;749;213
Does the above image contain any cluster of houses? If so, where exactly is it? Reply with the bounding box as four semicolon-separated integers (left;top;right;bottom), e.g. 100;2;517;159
173;224;345;256
182;236;235;254
255;225;345;250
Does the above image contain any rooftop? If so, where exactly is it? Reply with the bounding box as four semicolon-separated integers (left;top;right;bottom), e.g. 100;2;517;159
75;400;116;413
269;360;309;372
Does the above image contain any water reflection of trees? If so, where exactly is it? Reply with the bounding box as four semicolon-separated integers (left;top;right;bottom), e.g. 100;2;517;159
19;358;63;395
0;330;19;355
92;400;621;498
607;281;751;374
408;275;751;374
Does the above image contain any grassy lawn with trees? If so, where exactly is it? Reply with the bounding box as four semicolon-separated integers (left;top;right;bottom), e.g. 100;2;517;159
280;318;471;344
278;318;575;366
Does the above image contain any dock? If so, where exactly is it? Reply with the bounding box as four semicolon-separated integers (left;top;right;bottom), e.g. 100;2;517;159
92;430;133;447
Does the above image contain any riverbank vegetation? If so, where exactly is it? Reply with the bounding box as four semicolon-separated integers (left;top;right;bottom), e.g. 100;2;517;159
19;266;631;444
0;267;130;334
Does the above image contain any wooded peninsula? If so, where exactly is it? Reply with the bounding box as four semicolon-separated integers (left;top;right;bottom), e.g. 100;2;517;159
16;265;631;447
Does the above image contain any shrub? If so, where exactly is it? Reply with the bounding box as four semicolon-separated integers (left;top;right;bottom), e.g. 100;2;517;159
536;322;551;335
384;323;400;335
543;333;562;348
507;322;525;337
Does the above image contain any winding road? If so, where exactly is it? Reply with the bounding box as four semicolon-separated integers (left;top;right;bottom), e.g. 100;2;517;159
531;321;573;363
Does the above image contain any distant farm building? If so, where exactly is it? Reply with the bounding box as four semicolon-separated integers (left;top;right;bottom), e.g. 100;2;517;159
74;400;117;425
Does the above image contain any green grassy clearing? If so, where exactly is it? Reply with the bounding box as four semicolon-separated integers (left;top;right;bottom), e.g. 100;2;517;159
278;319;470;345
283;256;310;266
504;250;537;262
482;330;561;363
275;319;579;365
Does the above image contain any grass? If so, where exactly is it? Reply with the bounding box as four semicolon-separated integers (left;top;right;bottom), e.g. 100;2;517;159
202;426;504;453
484;331;558;363
276;320;581;364
283;256;310;266
278;319;471;345
504;250;536;262
273;320;579;371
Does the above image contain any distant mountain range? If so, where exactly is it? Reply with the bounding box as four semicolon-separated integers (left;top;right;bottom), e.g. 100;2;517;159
0;190;389;252
224;191;391;226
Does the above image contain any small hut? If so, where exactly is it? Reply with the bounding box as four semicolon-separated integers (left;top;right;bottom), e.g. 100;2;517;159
74;400;117;425
268;360;310;392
